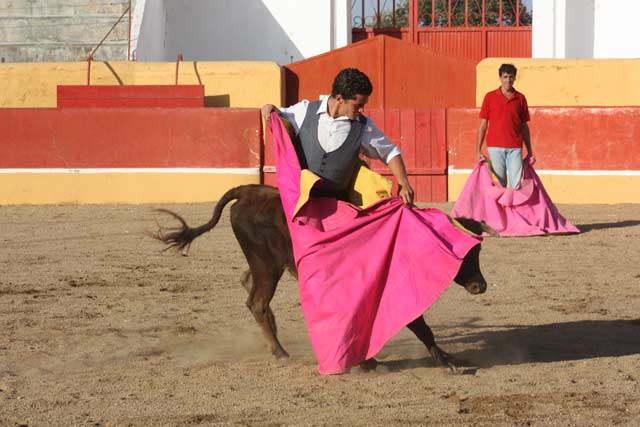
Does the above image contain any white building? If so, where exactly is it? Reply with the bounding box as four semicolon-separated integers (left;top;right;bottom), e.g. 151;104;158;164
132;0;351;64
130;0;640;63
533;0;640;58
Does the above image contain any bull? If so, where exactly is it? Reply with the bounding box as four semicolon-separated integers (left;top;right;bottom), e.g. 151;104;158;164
153;184;493;371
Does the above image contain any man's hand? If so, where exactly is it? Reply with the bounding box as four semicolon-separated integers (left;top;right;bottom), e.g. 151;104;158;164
398;181;415;207
387;156;414;207
261;104;277;122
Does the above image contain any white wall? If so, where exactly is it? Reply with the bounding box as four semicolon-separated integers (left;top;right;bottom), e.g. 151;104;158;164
533;0;640;59
593;0;640;58
133;0;166;61
532;0;566;58
132;0;351;64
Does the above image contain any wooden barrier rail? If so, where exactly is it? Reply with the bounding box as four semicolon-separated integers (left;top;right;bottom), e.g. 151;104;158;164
0;107;262;204
57;85;205;108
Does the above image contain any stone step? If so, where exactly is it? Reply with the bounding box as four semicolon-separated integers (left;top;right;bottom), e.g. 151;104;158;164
0;0;136;62
0;42;128;63
0;15;129;43
0;0;132;16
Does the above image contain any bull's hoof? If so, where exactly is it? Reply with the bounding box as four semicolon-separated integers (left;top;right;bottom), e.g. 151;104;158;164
350;358;378;373
430;347;457;371
273;348;290;359
434;352;465;375
351;358;391;374
360;358;378;371
445;361;460;375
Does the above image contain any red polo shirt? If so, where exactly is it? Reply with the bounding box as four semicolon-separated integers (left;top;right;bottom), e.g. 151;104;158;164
479;87;530;149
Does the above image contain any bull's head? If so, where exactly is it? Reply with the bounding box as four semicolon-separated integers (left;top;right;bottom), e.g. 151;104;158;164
453;244;487;295
450;217;495;295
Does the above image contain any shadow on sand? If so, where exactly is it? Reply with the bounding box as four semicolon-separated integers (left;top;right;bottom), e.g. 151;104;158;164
576;220;640;233
380;319;640;372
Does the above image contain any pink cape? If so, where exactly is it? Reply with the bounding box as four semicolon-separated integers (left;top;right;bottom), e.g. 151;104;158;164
451;157;580;237
269;114;481;374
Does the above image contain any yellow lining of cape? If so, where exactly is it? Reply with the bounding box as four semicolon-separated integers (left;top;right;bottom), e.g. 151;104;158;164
282;117;393;218
293;163;394;218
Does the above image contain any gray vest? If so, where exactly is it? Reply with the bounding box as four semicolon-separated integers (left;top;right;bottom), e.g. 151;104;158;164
295;100;367;192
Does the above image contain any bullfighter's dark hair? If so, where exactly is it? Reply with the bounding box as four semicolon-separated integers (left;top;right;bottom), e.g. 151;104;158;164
331;68;373;100
499;63;517;77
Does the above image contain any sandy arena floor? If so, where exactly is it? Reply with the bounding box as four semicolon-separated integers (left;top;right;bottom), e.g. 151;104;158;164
1;201;639;427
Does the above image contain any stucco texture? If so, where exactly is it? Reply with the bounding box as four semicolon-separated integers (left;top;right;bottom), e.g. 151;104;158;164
477;58;640;107
0;61;283;108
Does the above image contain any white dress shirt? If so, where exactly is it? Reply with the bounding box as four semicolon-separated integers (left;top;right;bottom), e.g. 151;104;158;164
278;95;401;164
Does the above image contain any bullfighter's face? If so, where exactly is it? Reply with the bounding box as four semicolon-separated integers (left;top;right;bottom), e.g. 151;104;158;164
336;93;368;121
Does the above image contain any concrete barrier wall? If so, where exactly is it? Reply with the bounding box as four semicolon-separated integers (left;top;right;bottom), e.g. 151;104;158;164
0;61;283;108
447;107;640;204
476;58;640;107
0;108;262;204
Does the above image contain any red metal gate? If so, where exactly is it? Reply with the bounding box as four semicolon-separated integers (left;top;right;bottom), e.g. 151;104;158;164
352;0;532;61
263;108;448;203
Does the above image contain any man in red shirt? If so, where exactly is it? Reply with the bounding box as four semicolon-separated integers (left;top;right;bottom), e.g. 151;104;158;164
476;63;533;189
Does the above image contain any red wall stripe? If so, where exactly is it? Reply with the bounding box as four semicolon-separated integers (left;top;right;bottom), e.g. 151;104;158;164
0;108;261;168
57;85;205;108
447;107;640;170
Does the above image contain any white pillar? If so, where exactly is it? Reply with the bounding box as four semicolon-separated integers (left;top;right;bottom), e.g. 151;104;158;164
532;0;567;58
332;0;352;49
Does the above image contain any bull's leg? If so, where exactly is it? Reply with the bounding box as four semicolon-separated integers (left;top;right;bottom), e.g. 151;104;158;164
241;269;278;337
406;316;456;372
240;269;252;293
244;264;289;359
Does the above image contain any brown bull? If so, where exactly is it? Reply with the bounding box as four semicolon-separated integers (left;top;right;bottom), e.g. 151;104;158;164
154;184;492;371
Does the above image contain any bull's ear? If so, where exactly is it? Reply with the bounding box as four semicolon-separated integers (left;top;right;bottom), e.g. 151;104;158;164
454;217;499;237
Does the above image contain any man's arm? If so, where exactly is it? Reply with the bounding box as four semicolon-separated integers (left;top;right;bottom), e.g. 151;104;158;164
522;122;533;157
261;101;308;134
387;155;414;207
476;118;488;159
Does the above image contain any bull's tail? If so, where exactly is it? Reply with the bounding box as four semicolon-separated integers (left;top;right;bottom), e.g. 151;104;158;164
152;186;243;256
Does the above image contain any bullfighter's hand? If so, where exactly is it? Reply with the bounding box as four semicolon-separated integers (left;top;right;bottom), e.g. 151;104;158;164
261;104;276;122
399;182;415;207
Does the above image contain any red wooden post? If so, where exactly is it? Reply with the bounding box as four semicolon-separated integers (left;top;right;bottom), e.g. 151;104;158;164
410;0;419;43
465;0;469;27
432;0;436;26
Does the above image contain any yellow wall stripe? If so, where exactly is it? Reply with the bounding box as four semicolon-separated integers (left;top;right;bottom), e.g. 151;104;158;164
477;58;640;107
0;61;283;108
0;172;260;205
448;172;640;204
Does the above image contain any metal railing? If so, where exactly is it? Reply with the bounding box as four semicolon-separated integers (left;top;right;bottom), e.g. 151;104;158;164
352;0;532;29
87;0;132;60
85;1;132;85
